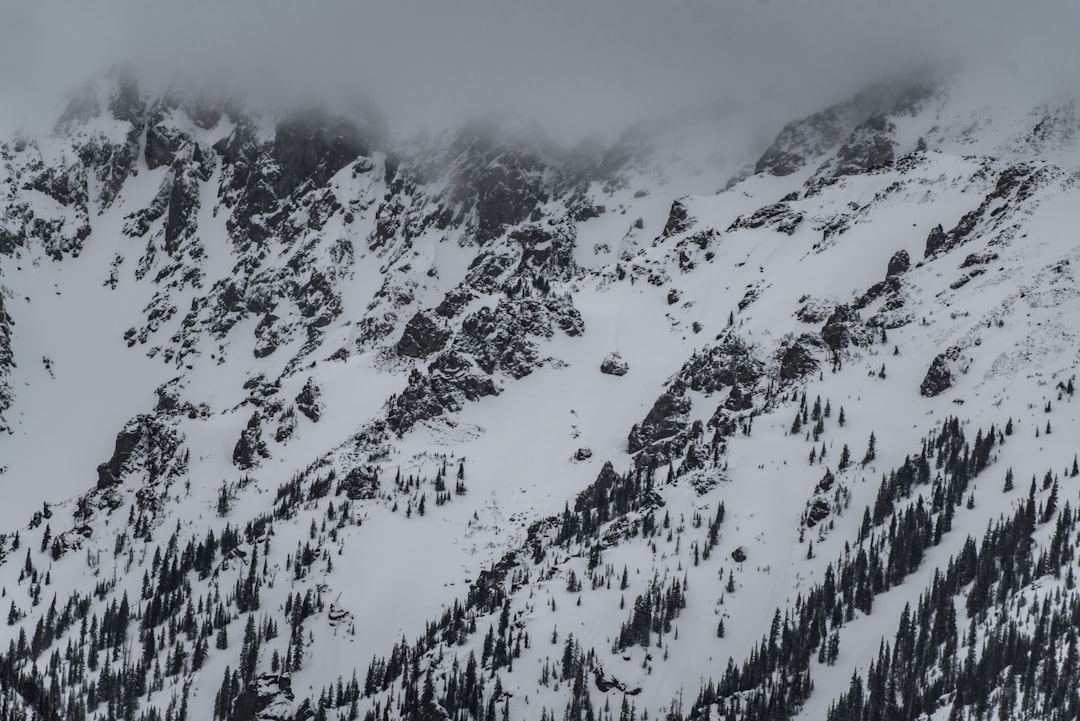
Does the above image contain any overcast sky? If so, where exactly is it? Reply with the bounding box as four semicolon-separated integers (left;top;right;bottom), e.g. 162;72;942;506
1;0;1078;144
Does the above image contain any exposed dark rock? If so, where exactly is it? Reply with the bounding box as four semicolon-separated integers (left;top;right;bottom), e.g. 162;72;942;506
886;249;911;277
724;383;753;411
731;547;747;563
779;341;820;381
0;294;12;431
96;414;185;489
727;203;803;235
667;288;681;305
145;106;190;170
123;175;173;237
573;447;593;461
600;352;629;376
960;251;999;269
924;164;1058;259
473;156;547;242
397;311;452;358
675;337;763;393
661;198;693;237
295;378;322;422
163;168;201;255
435;287;476;319
272;112;378;199
233;413;270;469
755;82;928;177
832;114;896;176
924;224;947;258
627;389;691;455
230;673;295;721
507;222;578;282
920;355;953;397
253;313;282;358
805;498;832;528
821;305;868;352
453;297;581;379
386;353;500;435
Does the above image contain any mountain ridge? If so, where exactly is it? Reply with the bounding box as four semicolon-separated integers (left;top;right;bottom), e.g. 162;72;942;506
1;66;1079;721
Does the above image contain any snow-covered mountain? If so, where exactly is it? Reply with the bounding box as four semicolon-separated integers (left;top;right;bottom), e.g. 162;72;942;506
2;65;1080;721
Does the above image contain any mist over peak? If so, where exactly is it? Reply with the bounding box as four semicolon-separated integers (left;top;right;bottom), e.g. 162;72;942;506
2;0;1078;147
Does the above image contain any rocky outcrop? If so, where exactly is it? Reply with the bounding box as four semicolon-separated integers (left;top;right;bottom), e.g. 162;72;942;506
0;294;13;431
454;296;583;379
661;198;694;237
831;114;896;176
755;81;930;177
600;352;629;376
386;353;500;435
727;202;803;235
920;355;953;397
886;249;911;277
924;224;947;258
627;387;692;455
924;164;1060;259
507;222;578;283
295;378;323;423
821;305;872;352
230;673;296;721
778;339;820;381
96;414;186;489
397;310;452;359
674;337;764;393
233;413;270;469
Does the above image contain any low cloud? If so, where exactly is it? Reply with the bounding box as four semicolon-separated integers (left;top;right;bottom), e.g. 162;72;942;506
1;0;1078;144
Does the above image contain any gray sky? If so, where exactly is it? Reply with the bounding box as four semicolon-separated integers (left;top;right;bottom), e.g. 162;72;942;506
1;0;1078;144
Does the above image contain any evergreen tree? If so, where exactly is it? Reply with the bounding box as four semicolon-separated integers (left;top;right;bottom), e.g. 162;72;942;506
862;432;877;466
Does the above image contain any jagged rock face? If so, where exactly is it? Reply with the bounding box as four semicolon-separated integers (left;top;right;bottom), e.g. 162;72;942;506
54;71;146;210
924;164;1060;259
779;340;819;381
920;355;953;397
397;310;452;358
755;104;853;176
272;114;377;199
755;82;930;178
507;222;578;283
675;337;763;393
0;295;13;431
924;224;947;258
832;114;896;176
886;249;911;277
447;124;562;243
216;108;382;249
821;305;868;352
627;389;691;455
96;415;186;489
295;378;323;423
386;354;500;435
662;199;693;237
454;296;583;378
230;673;295;721
233;413;270;469
724;383;753;411
728;201;803;235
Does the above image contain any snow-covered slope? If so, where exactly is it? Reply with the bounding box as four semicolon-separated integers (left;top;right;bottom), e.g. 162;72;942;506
1;67;1080;721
